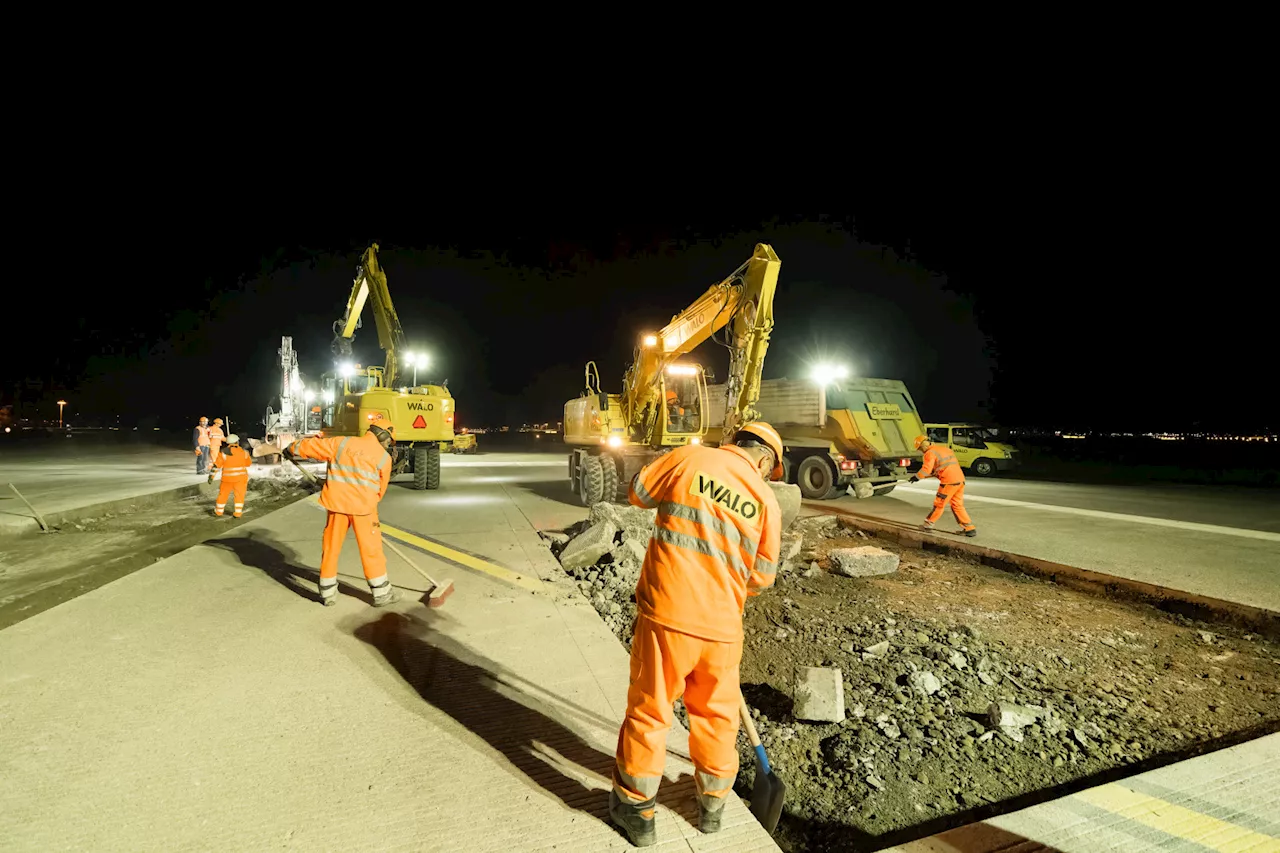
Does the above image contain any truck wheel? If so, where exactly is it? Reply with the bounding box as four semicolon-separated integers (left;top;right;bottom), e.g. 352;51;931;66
797;455;842;500
781;455;795;484
568;453;579;493
600;454;619;502
414;445;441;490
973;457;996;477
579;455;604;506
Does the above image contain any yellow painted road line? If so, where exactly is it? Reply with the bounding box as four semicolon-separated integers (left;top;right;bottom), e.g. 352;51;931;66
1074;783;1280;852
380;522;544;594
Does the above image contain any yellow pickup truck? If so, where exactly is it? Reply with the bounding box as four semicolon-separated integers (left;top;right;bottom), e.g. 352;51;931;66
923;423;1018;477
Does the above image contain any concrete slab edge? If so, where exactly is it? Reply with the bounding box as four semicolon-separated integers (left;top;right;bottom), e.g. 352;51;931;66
803;503;1280;641
0;484;208;539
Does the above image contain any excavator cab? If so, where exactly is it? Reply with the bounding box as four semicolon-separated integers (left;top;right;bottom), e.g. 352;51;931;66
661;364;706;439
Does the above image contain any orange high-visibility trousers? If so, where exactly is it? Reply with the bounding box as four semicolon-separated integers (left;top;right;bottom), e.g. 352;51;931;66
320;511;388;593
614;614;743;812
926;483;974;529
214;474;248;518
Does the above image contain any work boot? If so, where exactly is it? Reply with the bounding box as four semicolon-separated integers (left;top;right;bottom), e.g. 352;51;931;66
370;581;401;608
699;802;725;834
319;579;338;607
964;528;978;538
609;789;657;847
920;520;935;530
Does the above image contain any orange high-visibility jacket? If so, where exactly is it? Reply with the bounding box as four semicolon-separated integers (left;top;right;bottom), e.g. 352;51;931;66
213;445;253;476
918;445;964;485
287;432;391;515
629;443;781;642
194;425;210;448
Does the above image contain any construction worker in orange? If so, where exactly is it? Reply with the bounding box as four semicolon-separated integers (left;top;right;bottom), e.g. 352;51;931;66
284;420;400;608
209;434;252;518
208;418;226;462
610;421;784;847
911;434;977;537
193;417;211;474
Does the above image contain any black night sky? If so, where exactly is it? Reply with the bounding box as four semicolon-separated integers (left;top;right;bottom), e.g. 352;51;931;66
3;213;1271;434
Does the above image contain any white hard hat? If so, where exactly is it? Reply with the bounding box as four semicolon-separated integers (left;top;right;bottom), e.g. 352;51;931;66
225;434;240;444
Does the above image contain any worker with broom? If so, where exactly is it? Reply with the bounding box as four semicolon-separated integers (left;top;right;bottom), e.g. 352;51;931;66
284;419;400;607
609;421;784;847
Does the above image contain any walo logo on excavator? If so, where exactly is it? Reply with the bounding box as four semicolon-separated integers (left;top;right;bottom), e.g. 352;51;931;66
690;471;761;528
407;403;435;411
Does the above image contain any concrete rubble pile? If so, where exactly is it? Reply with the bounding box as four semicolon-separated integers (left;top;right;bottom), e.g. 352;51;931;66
541;502;658;645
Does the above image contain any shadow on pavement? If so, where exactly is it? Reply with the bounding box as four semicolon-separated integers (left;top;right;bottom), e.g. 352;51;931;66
352;611;700;834
209;531;375;606
518;478;588;510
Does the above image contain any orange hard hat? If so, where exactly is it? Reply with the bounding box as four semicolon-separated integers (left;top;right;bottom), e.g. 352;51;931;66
735;421;785;481
913;434;929;449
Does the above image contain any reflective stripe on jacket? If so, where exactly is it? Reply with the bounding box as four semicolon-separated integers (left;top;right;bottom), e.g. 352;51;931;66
629;443;781;643
213;446;253;476
918;445;964;485
287;432;391;515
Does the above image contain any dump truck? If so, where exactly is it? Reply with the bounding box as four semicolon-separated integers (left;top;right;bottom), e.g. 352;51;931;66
707;376;926;499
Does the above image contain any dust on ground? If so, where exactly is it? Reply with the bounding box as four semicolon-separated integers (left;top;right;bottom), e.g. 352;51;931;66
0;473;308;629
543;509;1280;853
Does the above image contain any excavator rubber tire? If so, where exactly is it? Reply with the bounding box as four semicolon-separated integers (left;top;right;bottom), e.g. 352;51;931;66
579;455;604;506
414;445;441;491
600;454;620;502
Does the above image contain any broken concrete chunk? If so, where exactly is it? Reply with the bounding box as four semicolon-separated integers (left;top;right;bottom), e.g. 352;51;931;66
948;651;969;671
862;640;890;658
1198;631;1215;644
781;531;803;562
794;666;846;723
540;531;570;549
987;702;1046;729
558;521;619;571
907;671;942;696
829;546;900;578
611;536;647;568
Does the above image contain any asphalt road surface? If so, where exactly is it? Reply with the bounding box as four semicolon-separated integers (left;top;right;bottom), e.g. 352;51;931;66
820;476;1280;612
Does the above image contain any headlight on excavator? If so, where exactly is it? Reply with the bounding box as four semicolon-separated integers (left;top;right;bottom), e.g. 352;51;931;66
607;435;623;447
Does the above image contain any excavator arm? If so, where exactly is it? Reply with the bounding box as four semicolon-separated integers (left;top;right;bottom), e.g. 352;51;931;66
331;243;409;387
621;243;781;435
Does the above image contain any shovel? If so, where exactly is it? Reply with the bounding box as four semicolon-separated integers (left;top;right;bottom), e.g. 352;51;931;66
740;694;786;833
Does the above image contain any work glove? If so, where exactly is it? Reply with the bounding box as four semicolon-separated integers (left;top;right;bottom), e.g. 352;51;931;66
909;475;919;483
207;474;215;485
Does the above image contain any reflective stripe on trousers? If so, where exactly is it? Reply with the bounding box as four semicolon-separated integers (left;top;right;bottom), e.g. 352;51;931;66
614;614;742;810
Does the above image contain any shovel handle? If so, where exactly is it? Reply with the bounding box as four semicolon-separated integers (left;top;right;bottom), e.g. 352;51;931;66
739;695;773;774
285;453;320;485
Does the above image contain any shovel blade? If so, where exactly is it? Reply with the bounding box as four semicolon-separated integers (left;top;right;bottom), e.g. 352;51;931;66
749;756;786;834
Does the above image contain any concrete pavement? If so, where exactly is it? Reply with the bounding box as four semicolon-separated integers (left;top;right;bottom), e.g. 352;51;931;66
0;444;206;535
823;477;1280;613
886;733;1280;852
0;452;777;852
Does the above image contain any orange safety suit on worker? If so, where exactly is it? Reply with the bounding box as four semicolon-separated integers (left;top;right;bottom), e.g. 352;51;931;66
915;440;976;533
208;419;225;462
211;442;252;518
286;430;394;606
613;441;782;823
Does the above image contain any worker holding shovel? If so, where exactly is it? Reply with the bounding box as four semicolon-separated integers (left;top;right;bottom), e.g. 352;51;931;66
284;421;400;607
610;422;784;847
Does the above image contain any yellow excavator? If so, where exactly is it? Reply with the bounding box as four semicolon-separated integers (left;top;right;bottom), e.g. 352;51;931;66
317;243;456;490
563;243;783;506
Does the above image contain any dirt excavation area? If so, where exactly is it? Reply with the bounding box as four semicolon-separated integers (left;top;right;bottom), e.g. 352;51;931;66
0;472;308;629
542;507;1280;853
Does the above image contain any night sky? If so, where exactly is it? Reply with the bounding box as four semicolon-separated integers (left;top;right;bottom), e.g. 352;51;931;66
3;214;1271;433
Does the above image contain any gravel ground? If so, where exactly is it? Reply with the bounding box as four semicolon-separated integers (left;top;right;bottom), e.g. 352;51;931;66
545;508;1280;853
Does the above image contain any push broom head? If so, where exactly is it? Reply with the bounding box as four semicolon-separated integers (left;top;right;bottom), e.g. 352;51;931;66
423;580;456;608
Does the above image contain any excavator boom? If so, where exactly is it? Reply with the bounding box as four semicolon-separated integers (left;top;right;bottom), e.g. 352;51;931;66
332;244;409;387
